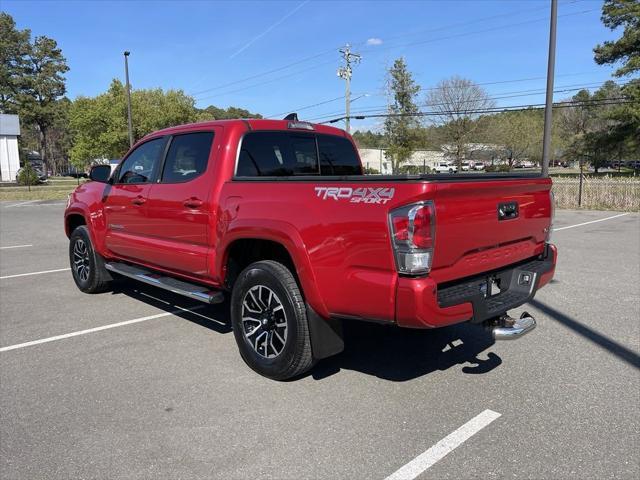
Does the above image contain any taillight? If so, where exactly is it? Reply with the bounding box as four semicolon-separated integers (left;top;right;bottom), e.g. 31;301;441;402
389;202;435;275
547;190;555;243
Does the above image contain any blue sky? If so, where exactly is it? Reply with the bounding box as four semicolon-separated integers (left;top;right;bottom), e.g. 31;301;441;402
3;0;619;130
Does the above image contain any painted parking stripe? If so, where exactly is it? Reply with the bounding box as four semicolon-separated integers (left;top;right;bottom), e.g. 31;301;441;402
384;409;502;480
4;200;40;208
11;202;66;207
0;244;33;250
0;268;70;280
0;304;204;353
553;212;630;231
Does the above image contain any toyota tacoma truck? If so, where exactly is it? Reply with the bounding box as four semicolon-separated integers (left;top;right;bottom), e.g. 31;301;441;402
64;118;556;380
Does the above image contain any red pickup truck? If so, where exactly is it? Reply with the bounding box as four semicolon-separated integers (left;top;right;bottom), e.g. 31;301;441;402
65;118;556;379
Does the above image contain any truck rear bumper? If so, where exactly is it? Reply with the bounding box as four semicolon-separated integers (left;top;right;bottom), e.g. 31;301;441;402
395;244;556;328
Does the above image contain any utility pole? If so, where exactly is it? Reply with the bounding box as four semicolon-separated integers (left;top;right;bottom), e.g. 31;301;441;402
337;44;361;134
541;0;557;177
124;51;134;148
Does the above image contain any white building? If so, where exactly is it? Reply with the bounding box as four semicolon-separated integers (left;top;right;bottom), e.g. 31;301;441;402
0;114;21;182
359;148;446;174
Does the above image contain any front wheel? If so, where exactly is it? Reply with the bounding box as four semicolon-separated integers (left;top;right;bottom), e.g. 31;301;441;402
230;260;314;380
69;226;112;293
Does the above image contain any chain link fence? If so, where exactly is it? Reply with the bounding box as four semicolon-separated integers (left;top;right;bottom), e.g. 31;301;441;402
553;176;640;211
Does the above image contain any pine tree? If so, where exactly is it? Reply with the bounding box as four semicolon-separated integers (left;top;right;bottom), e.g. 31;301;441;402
383;58;420;174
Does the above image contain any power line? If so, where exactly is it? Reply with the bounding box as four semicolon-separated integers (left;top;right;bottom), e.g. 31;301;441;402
190;4;596;102
193;59;336;102
266;95;353;119
189;48;336;97
360;7;598;57
307;80;631;122
272;74;611;121
188;1;578;98
318;98;635;124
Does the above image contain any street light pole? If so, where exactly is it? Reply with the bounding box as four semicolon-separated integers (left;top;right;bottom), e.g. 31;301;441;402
124;51;134;148
541;0;557;177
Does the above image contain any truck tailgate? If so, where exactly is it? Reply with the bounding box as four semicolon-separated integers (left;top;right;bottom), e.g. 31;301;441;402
429;177;552;283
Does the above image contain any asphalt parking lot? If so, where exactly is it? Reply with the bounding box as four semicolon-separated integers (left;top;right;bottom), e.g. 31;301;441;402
1;200;638;479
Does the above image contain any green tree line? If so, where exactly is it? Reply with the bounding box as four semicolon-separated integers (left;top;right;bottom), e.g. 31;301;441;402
1;12;261;175
354;0;639;173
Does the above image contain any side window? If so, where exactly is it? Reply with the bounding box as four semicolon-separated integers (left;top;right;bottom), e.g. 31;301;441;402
236;132;320;177
237;132;292;176
161;132;214;183
318;135;362;175
117;138;165;184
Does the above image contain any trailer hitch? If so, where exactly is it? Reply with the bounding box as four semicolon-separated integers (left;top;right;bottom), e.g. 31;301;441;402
485;311;537;340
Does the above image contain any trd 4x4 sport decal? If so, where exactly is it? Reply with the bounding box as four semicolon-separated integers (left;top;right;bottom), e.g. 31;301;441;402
314;187;395;204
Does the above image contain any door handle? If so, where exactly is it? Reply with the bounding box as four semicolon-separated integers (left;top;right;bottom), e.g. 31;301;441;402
184;198;203;209
131;196;146;206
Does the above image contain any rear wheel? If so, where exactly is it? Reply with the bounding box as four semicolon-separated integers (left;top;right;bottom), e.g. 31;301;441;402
230;260;314;380
69;226;112;293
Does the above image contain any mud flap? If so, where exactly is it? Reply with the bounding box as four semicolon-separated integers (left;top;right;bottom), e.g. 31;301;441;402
306;302;344;360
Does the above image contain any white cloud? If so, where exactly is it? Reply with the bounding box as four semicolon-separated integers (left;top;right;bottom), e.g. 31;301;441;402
366;38;383;46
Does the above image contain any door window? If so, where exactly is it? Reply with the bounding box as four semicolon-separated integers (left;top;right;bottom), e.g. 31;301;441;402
117;138;165;184
161;132;214;183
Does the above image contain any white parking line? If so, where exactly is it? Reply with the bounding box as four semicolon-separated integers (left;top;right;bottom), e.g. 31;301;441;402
384;409;502;480
553;212;630;231
4;200;40;208
13;202;65;207
0;304;204;353
0;244;33;250
0;268;70;280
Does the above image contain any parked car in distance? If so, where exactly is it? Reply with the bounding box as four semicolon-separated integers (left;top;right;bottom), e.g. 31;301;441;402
461;161;471;171
473;162;485;171
61;169;88;178
65;118;556;380
434;161;458;173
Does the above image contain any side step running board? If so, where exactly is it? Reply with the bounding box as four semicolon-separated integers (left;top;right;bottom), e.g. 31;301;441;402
105;262;224;304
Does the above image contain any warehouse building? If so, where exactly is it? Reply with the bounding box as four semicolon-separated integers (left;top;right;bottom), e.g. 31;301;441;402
0;114;21;182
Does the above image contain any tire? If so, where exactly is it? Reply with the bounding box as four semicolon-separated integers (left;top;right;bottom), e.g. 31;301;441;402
69;225;112;293
230;260;314;380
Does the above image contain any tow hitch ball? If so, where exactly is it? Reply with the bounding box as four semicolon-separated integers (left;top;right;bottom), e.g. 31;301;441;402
485;311;537;340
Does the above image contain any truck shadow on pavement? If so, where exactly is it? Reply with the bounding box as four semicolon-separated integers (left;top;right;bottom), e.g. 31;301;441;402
311;321;502;382
109;279;501;381
110;280;232;335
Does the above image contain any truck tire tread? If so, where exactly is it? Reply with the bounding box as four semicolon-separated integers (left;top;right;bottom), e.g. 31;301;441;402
231;260;314;380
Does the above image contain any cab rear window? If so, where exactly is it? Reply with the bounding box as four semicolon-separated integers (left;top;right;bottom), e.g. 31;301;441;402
236;132;362;177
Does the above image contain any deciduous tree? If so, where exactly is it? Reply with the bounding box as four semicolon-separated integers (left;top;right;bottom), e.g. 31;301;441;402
425;76;494;168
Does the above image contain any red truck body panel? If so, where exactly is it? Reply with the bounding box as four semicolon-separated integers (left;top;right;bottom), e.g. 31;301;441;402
65;119;556;329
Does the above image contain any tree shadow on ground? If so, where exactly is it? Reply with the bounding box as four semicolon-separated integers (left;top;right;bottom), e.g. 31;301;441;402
530;299;640;369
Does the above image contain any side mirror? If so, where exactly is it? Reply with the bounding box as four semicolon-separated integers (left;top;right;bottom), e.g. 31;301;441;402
89;165;111;183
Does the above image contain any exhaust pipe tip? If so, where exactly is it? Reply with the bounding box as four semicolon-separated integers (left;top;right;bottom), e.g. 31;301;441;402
490;312;537;340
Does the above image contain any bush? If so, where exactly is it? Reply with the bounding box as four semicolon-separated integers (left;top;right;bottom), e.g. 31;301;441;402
485;164;511;172
16;164;40;186
363;166;380;174
398;165;428;175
